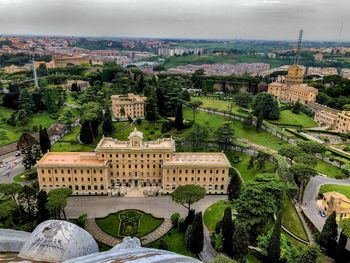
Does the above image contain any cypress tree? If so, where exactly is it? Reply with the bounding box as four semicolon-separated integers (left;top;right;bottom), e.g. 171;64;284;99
228;172;241;200
232;222;249;261
335;230;347;263
80;122;94;144
36;190;49;223
39;127;51;154
182;209;195;232
256;110;264;132
102;108;114;136
189;212;204;254
222;207;234;255
145;94;159;121
319;211;337;257
267;211;282;263
174;102;184;131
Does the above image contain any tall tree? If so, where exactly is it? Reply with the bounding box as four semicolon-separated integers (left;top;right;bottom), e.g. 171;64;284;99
0;200;18;227
174;102;184;131
278;144;302;164
256;110;264;132
235;92;253;108
228;171;241;200
187;212;204;254
232;222;249;262
145;94;160;121
171;185;206;214
36;190;49;223
18;184;37;218
18;88;34;114
17;133;41;169
46;188;72;220
216;123;235;152
252;92;279;120
102;107;114;136
337;219;350;263
0;183;22;203
39;126;51;154
222;207;234;255
187;100;203;123
297;140;326;156
319;211;338;257
188;123;208;151
267;211;282;263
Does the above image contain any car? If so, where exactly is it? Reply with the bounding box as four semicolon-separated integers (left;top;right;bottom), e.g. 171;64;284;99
2;171;10;176
319;210;326;217
15;152;20;157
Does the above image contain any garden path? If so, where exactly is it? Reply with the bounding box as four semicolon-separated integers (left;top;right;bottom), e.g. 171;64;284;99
85;219;121;247
140;219;173;245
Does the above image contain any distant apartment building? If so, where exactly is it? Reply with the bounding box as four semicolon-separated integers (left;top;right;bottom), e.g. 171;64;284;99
158;47;203;57
53;56;89;68
340;68;350;79
322;192;350;222
313;53;324;61
111;93;146;120
306;67;338;77
35;128;231;196
2;65;28;74
267;65;318;104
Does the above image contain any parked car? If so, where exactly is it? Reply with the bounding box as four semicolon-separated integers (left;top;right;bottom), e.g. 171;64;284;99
2;170;10;176
319;210;326;217
15;152;20;157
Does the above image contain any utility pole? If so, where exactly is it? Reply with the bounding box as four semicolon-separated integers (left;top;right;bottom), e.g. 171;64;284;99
32;57;39;89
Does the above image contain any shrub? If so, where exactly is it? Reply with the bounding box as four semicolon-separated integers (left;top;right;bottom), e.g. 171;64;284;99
75;213;88;228
178;218;186;231
158;239;168;250
171;212;180;226
150;130;155;135
32;125;39;132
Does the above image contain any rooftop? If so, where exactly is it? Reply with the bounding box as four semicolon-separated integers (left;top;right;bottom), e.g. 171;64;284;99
323;191;350;202
163;152;231;167
35;152;108;167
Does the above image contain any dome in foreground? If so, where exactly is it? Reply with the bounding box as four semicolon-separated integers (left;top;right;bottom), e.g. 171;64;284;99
19;220;98;262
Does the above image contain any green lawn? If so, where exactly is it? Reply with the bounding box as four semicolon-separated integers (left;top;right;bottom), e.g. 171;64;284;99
193;97;244;114
281;197;308;241
13;169;37;182
271;110;317;128
112;121;165;141
66;93;81;107
146;228;194;257
95;210;163;238
203;200;235;233
315;160;345;178
319;184;350;199
183;108;287;150
51;126;94;152
226;151;277;182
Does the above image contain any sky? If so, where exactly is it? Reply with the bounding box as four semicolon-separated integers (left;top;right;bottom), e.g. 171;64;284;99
0;0;349;41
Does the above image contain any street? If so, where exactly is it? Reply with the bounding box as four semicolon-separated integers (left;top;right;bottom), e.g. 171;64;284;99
0;152;25;184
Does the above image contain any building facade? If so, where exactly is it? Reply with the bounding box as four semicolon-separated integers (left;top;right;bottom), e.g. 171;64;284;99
314;110;350;133
35;128;231;196
267;65;318;104
322;191;350;222
53;56;89;68
111;93;146;120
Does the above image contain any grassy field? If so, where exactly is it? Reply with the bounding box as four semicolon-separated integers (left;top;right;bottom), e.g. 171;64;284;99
193;97;244;113
319;184;350;199
0;105;80;146
95;210;163;238
226;151;277;182
315;160;345;178
281;197;308;241
183;108;287;150
51;126;94;152
147;228;194;257
203;200;235;233
271;110;317;128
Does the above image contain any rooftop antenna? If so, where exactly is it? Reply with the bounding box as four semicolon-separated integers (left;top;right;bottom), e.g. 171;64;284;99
32;57;39;89
294;29;303;65
338;20;343;43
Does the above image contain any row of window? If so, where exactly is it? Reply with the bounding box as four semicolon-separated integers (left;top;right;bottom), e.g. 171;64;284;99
109;164;161;169
110;171;162;176
164;184;225;190
166;177;225;182
43;185;105;191
42;169;103;174
42;177;104;183
166;169;226;175
101;153;170;159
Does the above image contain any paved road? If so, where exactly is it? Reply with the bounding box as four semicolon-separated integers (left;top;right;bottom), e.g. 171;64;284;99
0;152;24;183
66;195;226;219
302;176;350;231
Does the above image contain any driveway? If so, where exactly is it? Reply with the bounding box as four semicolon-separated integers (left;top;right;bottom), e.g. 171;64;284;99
302;175;350;231
66;195;226;219
0;152;25;184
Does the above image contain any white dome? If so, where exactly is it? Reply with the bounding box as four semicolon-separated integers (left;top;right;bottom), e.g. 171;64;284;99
19;220;98;262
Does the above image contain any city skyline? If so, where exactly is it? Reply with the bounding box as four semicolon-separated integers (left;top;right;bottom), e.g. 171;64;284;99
0;0;349;41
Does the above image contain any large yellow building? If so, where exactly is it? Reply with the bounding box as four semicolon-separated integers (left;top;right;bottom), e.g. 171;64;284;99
322;191;350;222
111;93;146;120
314;110;350;133
35;128;231;196
268;65;318;104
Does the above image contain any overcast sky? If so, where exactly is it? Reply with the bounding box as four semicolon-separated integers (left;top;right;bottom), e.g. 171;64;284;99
0;0;349;41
